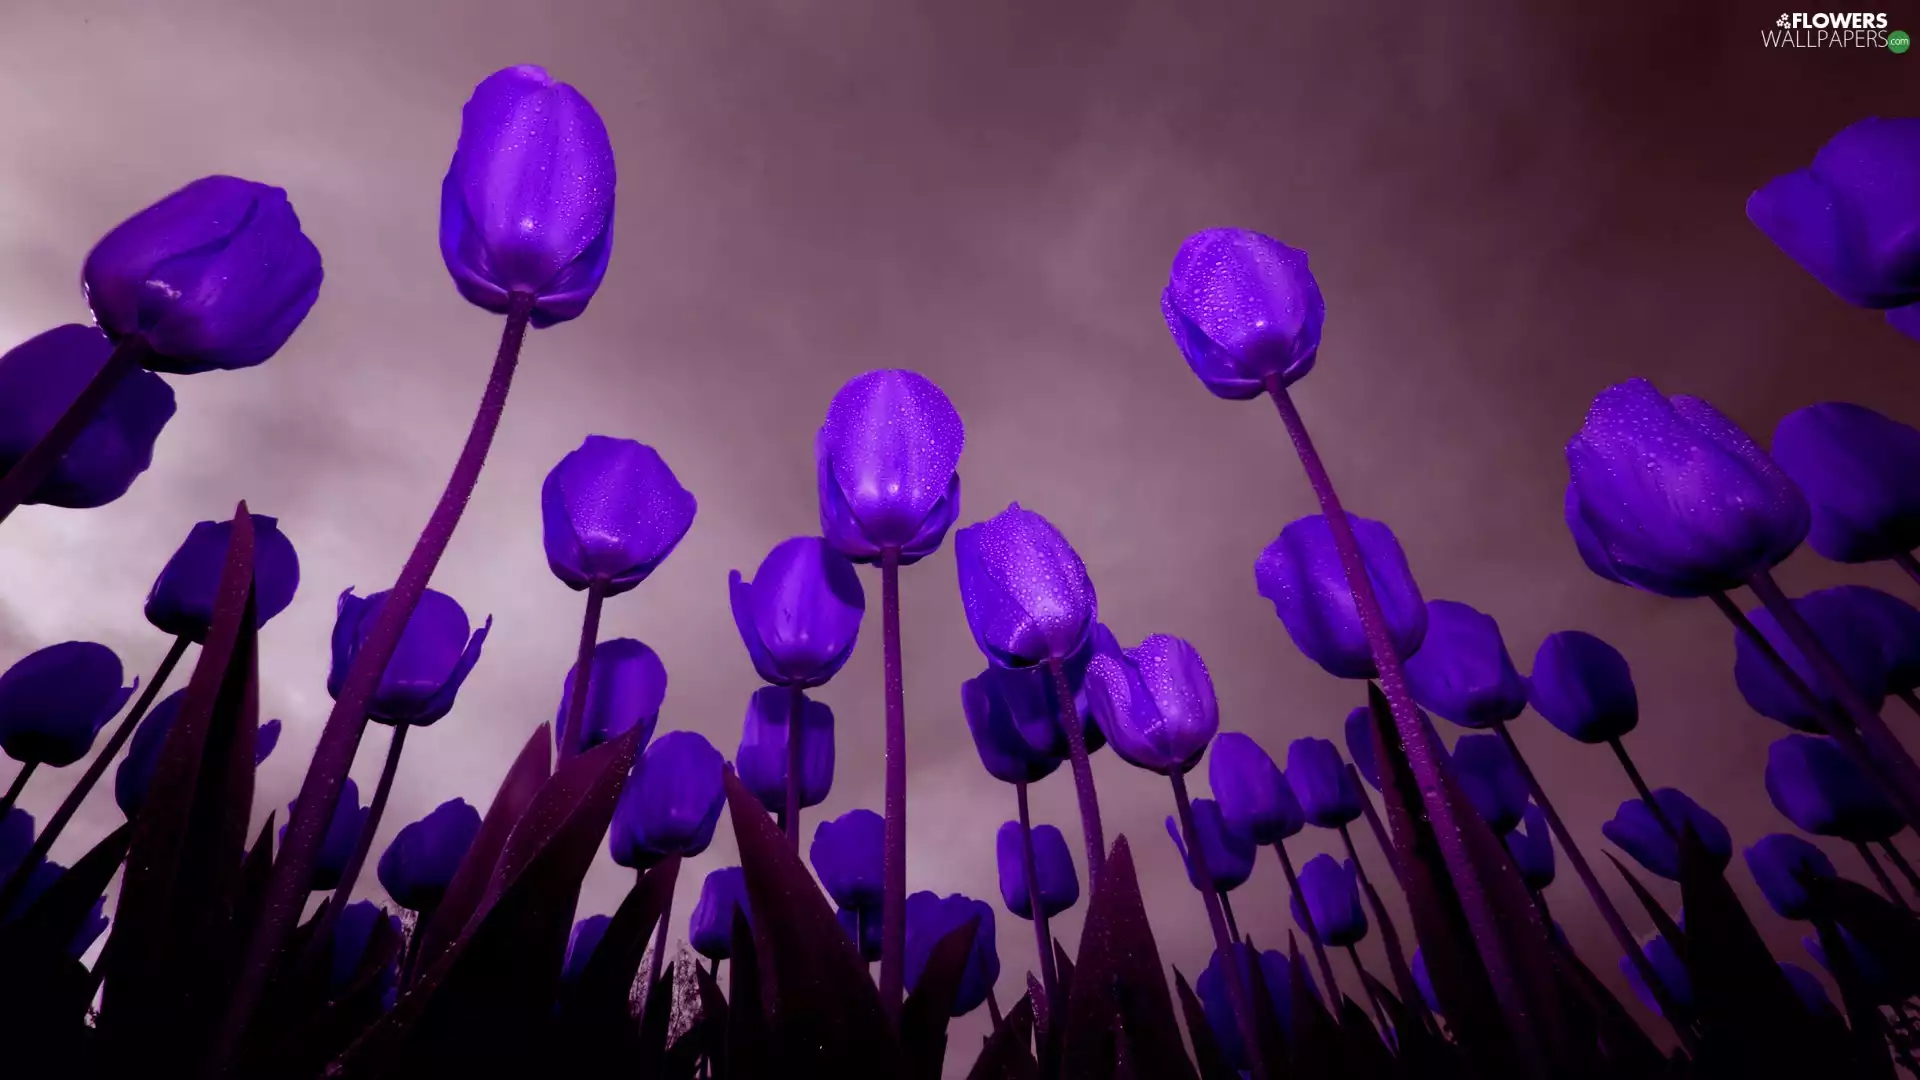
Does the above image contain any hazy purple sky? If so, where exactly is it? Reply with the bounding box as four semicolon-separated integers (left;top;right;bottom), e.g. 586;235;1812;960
3;1;1917;1072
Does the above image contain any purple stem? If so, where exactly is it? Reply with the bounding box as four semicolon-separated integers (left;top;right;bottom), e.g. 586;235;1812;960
559;578;608;763
1046;656;1105;886
1856;842;1912;912
1881;841;1920;899
1273;839;1341;1001
0;635;189;911
878;546;907;1023
210;291;535;1076
1338;818;1428;1032
1895;551;1920;593
1743;572;1920;829
1172;769;1267;1080
785;684;805;853
304;721;410;971
0;335;148;526
1606;738;1676;840
1015;781;1061;1016
0;763;34;821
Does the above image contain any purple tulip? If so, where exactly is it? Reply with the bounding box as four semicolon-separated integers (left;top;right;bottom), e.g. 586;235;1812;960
1846;585;1920;694
1734;590;1889;732
1198;944;1313;1069
1744;832;1837;920
1566;379;1808;598
554;637;666;757
809;808;884;911
1804;928;1901;1005
115;692;280;818
1164;799;1255;892
1343;707;1381;791
608;731;724;869
1453;734;1528;835
328;588;490;727
1161;228;1325;399
960;652;1104;786
1527;630;1638;744
84;176;323;373
690;866;751;961
1765;733;1904;843
1507;803;1556;890
329;899;401;1003
0;642;134;767
1619;934;1692;1017
735;687;834;815
996;821;1079;920
377;798;482;912
955;503;1098;669
146;513;301;643
815;370;965;565
1290;854;1368;947
1747;118;1920;310
730;536;865;688
1779;961;1839;1017
1773;402;1920;563
1602;787;1731;880
1254;512;1427;679
541;436;698;598
1286;737;1362;829
440;65;616;327
838;904;882;961
0;325;175;508
904;891;998;1017
1402;600;1528;729
562;914;611;987
1208;732;1304;844
1083;627;1218;775
282;778;366;892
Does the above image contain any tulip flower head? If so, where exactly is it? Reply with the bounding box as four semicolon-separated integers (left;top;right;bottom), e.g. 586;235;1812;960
1734;590;1890;732
960;656;1102;785
1619;934;1693;1018
377;798;483;913
810;808;884;911
562;914;611;988
1765;733;1903;843
1527;630;1638;744
1254;512;1427;679
735;687;835;815
1565;379;1808;598
1291;854;1368;947
995;821;1079;920
1208;732;1304;844
955;503;1098;669
904;891;998;1017
1161;227;1326;399
283;778;367;892
815;370;964;565
84;176;324;372
542;436;698;598
1744;832;1837;920
328;588;490;727
1165;799;1256;893
1601;788;1731;881
146;514;301;643
1402;600;1528;729
1508;803;1556;891
329;900;401;1004
1747;118;1920;311
690;866;752;961
608;731;724;869
1772;402;1920;563
554;637;667;757
117;692;280;818
440;65;617;327
1839;586;1920;696
1083;627;1218;775
729;536;865;688
1453;734;1529;835
0;325;175;508
1286;737;1363;829
0;641;133;768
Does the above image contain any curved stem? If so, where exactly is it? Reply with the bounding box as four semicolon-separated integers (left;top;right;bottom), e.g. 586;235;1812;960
1856;842;1912;911
1274;839;1341;1002
1172;770;1267;1080
306;722;410;970
0;762;35;821
212;292;535;1076
1894;551;1920;593
1016;782;1060;1016
0;335;148;526
1339;819;1427;1032
785;685;805;852
1607;738;1675;840
877;546;907;1024
1046;657;1105;886
559;578;608;763
1881;841;1920;899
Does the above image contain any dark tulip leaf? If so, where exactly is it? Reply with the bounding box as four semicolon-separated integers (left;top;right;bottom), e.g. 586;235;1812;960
232;813;278;950
1286;934;1350;1078
1803;872;1920;1000
1338;994;1394;1079
721;765;900;1077
1061;836;1196;1080
1053;937;1074;1003
0;821;133;1069
1173;968;1237;1080
966;993;1039;1080
1240;946;1289;1076
1812;916;1895;1080
1025;972;1050;1063
901;914;979;1079
0;821;130;960
694;961;731;1080
1544;929;1668;1075
557;853;681;1057
726;906;770;1080
635;968;675;1076
1603;853;1694;1026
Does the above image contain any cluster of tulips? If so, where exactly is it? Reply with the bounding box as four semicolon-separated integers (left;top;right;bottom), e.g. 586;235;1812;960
0;59;1918;1080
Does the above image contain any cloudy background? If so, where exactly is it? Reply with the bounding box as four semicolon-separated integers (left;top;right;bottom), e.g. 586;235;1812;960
2;0;1917;1072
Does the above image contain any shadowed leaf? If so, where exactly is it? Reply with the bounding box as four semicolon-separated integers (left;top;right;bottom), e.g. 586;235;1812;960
901;915;980;1079
1603;853;1694;1027
694;961;731;1079
1061;837;1196;1080
966;994;1039;1080
1286;934;1350;1077
1544;930;1668;1075
1174;968;1238;1080
1338;994;1393;1078
725;907;769;1080
556;854;681;1062
1241;947;1290;1077
1812;916;1895;1080
1804;873;1920;1000
0;821;130;962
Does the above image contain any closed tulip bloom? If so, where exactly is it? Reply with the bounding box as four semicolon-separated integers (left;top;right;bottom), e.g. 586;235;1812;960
1565;379;1808;598
735;687;834;815
904;891;998;1017
0;325;175;508
1848;586;1920;693
1527;630;1638;744
1620;934;1692;1017
1744;832;1837;920
1165;800;1256;892
1734;590;1889;732
328;588;490;727
1254;512;1427;679
1198;944;1312;1069
145;513;301;642
690;866;751;961
562;914;611;987
377;798;482;912
283;778;366;892
1805;928;1902;1006
1402;600;1528;729
1083;627;1218;775
1453;734;1529;835
960;652;1104;786
83;176;323;373
810;808;884;911
1343;707;1382;791
1161;228;1325;399
329;900;401;1002
608;731;724;869
839;904;882;961
1508;804;1556;890
542;436;698;597
1748;118;1920;310
1765;733;1903;843
1286;737;1363;828
996;821;1079;920
0;642;133;767
116;692;278;817
816;370;965;564
955;503;1098;668
1291;854;1368;947
1772;403;1920;563
1602;788;1732;880
1208;732;1304;844
1779;961;1839;1017
440;66;616;327
554;637;666;757
730;536;865;688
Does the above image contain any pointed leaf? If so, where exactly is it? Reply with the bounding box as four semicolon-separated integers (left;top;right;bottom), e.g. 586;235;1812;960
560;855;681;1037
694;961;731;1080
725;906;770;1080
232;813;277;949
1173;968;1238;1080
634;968;675;1076
1061;837;1196;1080
1543;931;1667;1075
966;994;1039;1080
1603;853;1694;1026
1337;995;1393;1078
1240;947;1290;1077
1812;916;1895;1080
1286;935;1350;1078
1804;873;1920;999
901;915;979;1079
0;821;130;960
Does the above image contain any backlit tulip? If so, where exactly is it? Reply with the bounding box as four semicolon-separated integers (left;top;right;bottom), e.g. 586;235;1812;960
1507;803;1556;890
1286;737;1362;829
1734;590;1889;732
1747;118;1920;310
328;588;490;727
730;536;865;688
1165;799;1255;892
146;513;300;643
1772;402;1920;563
377;798;482;913
1290;854;1367;947
690;866;751;961
1527;630;1638;744
1453;734;1528;835
541;436;698;597
1255;512;1427;679
903;891;998;1017
1198;943;1312;1070
995;821;1079;920
0;325;175;508
329;900;401;1004
116;692;279;817
608;731;723;869
1208;732;1303;844
0;642;133;768
1619;934;1692;1017
562;914;611;987
810;808;884;911
1765;733;1903;843
735;687;834;815
1602;788;1731;880
1402;600;1528;729
283;778;366;892
554;637;666;757
1744;832;1836;920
